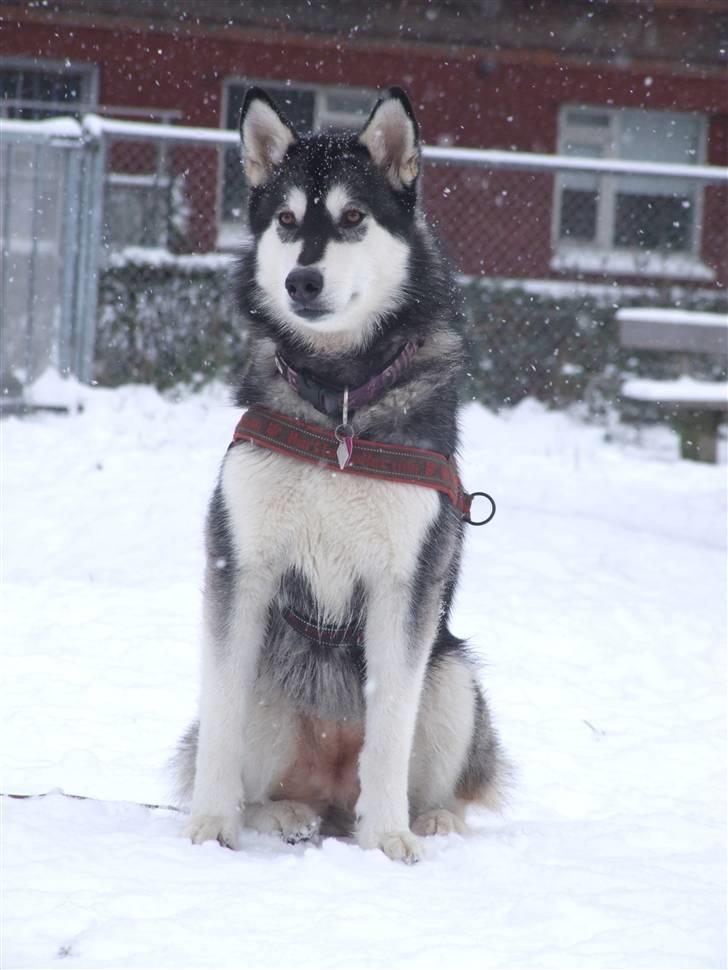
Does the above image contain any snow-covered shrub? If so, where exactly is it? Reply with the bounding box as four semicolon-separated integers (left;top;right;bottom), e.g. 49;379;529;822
95;249;246;389
459;279;727;413
94;251;725;416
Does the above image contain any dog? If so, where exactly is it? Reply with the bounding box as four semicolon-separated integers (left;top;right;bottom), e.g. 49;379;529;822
172;86;504;863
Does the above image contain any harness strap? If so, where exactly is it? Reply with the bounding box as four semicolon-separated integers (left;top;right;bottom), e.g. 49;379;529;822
231;404;495;525
282;606;364;648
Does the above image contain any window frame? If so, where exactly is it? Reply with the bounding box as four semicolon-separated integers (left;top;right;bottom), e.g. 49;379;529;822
551;104;711;278
0;56;98;119
217;78;376;248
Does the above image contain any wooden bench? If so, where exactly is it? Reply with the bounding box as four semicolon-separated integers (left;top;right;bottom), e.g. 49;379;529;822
617;307;728;463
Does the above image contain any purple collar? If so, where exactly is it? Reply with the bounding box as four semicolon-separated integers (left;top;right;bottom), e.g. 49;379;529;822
274;340;419;417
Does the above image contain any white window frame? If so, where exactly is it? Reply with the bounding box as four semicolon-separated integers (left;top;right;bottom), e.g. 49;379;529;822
0;56;98;119
217;78;376;248
551;104;712;280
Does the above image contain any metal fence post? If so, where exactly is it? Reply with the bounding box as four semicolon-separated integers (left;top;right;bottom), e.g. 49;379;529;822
57;141;83;376
74;117;107;382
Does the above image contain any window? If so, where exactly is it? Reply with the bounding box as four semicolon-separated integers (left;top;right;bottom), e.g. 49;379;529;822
0;59;97;119
553;106;709;277
218;81;375;246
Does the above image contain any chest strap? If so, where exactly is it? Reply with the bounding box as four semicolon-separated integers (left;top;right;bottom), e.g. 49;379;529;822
231;405;495;526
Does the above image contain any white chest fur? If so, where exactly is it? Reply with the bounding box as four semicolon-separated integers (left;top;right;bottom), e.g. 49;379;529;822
221;443;440;622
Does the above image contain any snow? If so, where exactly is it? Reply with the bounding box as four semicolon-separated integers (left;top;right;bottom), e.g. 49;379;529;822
422;144;728;183
2;378;726;969
108;246;236;271
622;376;728;406
551;249;715;282
0;117;82;139
616;308;728;329
81;114;239;146
459;274;721;305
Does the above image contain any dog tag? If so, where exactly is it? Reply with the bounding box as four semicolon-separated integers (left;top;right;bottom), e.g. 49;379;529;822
335;426;354;469
335;387;354;470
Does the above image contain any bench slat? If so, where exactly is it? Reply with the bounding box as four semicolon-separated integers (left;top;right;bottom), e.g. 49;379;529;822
622;377;728;411
617;308;728;355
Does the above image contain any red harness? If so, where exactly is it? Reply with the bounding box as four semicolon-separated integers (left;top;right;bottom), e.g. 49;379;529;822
231;404;495;526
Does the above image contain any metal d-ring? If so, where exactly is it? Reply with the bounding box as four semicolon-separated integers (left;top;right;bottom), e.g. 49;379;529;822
466;491;496;526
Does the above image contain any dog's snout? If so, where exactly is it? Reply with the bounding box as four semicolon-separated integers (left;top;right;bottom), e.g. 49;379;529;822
285;267;323;305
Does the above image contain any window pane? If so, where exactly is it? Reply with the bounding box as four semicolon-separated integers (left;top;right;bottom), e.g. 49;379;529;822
0;67;86;119
559;188;599;241
225;85;315;133
565;109;610;128
273;89;315;132
618;110;700;164
559;140;602;191
323;89;371;116
614;193;693;251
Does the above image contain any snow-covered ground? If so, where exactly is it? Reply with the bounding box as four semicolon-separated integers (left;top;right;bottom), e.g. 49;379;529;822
2;375;726;970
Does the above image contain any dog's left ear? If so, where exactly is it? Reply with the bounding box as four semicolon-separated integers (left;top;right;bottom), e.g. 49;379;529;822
358;87;420;189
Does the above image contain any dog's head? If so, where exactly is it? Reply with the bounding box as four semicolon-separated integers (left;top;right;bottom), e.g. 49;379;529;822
239;86;421;350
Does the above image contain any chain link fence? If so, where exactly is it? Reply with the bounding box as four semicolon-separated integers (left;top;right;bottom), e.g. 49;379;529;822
2;114;726;412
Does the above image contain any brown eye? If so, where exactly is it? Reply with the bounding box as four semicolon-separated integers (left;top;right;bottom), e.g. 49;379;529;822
278;210;296;226
342;209;364;226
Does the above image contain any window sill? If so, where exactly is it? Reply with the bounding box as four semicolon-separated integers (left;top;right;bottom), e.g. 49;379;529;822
551;248;715;281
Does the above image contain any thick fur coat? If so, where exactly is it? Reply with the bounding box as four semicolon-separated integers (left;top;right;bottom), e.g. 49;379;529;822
173;86;504;862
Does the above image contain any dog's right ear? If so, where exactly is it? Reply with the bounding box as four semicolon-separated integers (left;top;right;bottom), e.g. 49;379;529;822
239;88;298;187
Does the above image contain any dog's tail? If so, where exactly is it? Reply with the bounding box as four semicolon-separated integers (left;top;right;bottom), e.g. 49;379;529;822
167;720;198;808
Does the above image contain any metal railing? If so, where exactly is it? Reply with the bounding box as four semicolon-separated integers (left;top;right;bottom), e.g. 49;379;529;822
1;113;726;404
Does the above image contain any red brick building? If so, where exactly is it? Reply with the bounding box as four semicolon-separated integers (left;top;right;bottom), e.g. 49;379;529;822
2;0;727;286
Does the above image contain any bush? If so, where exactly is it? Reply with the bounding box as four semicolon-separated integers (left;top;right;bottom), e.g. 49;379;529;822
459;278;727;415
94;249;246;389
94;248;726;418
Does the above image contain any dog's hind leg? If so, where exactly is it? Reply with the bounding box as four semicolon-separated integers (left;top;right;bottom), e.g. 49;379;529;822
409;643;505;837
173;684;323;845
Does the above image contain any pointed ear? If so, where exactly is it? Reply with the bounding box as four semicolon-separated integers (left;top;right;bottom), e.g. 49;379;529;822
239;87;298;187
358;87;420;189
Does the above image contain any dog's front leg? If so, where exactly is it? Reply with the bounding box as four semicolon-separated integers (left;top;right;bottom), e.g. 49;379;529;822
185;571;274;850
356;581;432;864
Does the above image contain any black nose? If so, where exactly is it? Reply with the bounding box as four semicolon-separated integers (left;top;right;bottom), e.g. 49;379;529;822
285;267;323;305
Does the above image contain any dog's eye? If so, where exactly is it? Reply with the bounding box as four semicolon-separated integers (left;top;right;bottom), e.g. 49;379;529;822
341;209;365;227
278;210;296;227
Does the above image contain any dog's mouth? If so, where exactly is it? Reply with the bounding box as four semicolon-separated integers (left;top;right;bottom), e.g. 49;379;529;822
292;306;329;321
291;294;360;322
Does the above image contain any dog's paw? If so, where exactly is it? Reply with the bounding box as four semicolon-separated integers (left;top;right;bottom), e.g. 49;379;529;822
412;808;469;838
359;828;424;864
184;813;241;850
245;800;321;844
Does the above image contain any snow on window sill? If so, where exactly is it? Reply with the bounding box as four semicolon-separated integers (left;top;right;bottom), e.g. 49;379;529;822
107;246;235;271
217;223;252;251
551;248;716;281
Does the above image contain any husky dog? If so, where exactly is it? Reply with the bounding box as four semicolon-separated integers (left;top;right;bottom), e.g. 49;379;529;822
173;86;504;863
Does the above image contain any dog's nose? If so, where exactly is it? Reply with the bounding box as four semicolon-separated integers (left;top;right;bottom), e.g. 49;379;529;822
285;268;323;305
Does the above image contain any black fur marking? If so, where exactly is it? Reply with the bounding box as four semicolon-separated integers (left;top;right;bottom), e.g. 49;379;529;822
204;482;238;646
259;571;367;722
456;682;503;802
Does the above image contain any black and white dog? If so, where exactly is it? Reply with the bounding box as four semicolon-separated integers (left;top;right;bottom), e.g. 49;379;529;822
174;86;504;863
